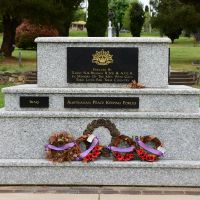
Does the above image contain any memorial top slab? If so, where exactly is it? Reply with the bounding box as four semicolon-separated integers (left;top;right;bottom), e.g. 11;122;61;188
35;37;171;44
36;37;170;88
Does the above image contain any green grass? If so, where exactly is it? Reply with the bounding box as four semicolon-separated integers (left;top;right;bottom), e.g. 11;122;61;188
0;33;2;44
0;84;13;108
0;64;36;73
170;37;200;72
69;30;87;37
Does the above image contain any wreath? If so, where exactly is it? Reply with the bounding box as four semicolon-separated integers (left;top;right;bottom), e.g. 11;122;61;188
76;133;103;162
135;135;165;162
45;132;80;163
83;119;120;138
108;135;135;161
83;119;121;157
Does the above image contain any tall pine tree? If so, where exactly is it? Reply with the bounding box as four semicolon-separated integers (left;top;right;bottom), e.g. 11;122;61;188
87;0;108;37
129;2;145;37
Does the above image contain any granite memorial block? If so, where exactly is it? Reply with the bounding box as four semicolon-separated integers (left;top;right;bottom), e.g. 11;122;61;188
0;37;200;186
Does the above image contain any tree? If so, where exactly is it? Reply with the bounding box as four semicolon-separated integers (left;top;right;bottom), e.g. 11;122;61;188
108;0;129;37
149;0;159;16
87;0;108;37
129;2;145;37
73;7;86;22
55;0;82;36
151;0;200;43
0;0;81;57
15;20;59;49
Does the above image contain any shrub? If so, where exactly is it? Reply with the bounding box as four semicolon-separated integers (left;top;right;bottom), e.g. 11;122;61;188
129;2;145;37
15;20;59;49
86;0;108;37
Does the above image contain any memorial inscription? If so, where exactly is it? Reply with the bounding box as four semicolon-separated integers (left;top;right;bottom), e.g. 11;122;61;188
64;97;139;109
67;47;138;83
20;97;49;108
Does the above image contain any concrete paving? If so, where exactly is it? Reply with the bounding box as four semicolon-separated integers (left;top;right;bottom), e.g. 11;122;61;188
0;186;200;200
0;194;200;200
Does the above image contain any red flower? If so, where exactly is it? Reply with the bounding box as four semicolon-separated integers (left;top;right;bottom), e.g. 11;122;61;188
92;151;100;158
114;152;121;157
124;154;133;161
93;146;103;151
146;155;156;162
85;154;93;161
136;149;145;156
117;155;124;161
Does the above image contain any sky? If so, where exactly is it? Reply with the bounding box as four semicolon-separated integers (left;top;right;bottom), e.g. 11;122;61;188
139;0;150;6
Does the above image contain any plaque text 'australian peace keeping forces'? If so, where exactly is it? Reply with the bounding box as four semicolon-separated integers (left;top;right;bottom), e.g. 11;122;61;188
67;47;138;83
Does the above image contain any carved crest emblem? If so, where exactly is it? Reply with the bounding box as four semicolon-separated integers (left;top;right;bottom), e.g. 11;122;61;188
92;49;113;66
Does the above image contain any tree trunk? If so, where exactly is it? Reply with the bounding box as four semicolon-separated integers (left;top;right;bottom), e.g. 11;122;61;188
116;27;119;37
0;15;19;57
65;21;70;37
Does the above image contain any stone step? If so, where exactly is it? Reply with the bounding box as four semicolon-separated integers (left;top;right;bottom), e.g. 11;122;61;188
26;76;37;81
0;159;199;186
169;72;196;86
25;71;37;75
169;78;194;82
24;71;37;84
169;82;195;86
170;74;193;78
24;80;37;84
3;85;200;113
170;72;191;76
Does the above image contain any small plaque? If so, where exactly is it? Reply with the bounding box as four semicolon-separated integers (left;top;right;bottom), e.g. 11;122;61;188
20;97;49;108
64;97;139;109
67;47;138;83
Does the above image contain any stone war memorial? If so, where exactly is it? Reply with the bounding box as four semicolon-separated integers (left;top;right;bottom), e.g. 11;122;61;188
0;37;200;186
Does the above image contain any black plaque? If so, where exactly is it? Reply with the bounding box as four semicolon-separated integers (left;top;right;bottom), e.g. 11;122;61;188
67;47;138;83
20;96;49;108
64;97;139;109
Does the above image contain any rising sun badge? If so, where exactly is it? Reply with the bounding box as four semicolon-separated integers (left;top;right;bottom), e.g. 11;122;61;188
92;49;113;66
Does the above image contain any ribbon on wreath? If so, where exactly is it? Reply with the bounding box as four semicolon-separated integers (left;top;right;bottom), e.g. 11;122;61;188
107;146;135;153
135;137;164;157
76;137;99;161
45;142;76;151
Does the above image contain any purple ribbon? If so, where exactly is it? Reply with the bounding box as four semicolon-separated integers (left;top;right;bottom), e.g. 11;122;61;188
107;146;135;153
45;142;75;151
77;137;99;160
135;137;164;156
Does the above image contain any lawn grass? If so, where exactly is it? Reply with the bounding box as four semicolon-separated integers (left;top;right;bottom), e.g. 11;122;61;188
170;37;200;72
0;84;13;108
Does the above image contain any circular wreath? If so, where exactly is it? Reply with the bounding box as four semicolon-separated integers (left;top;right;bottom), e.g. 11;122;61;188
135;135;165;162
109;135;136;161
45;132;80;163
76;133;103;162
83;119;121;157
83;119;120;138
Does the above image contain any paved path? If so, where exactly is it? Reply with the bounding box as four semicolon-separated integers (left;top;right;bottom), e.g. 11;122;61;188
0;194;200;200
0;186;200;200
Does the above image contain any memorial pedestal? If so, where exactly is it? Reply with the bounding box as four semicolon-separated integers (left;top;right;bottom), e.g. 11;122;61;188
0;37;200;186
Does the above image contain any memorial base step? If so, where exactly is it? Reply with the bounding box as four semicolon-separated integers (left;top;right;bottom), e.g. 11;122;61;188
0;109;200;160
3;84;200;113
0;159;200;186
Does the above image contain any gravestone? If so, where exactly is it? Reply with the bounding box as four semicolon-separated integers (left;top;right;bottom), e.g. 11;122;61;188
0;37;200;186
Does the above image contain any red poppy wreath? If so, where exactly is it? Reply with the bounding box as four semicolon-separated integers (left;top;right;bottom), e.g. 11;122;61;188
135;135;165;162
